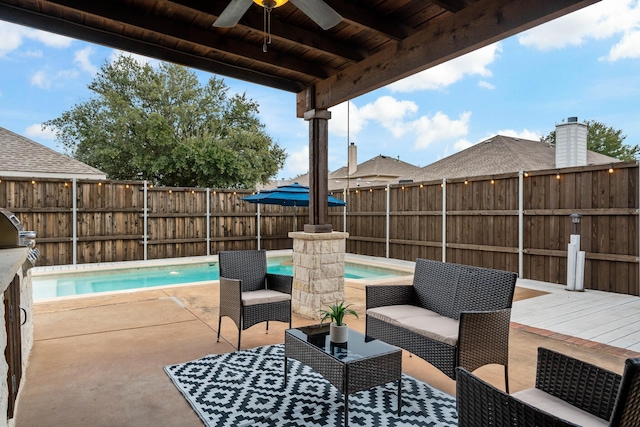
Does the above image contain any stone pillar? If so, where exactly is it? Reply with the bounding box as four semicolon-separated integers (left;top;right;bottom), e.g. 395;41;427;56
289;231;349;319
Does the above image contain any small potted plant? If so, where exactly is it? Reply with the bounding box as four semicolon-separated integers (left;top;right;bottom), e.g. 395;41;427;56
319;301;358;343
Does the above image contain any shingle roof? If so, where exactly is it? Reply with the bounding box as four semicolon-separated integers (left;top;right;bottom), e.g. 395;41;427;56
403;135;619;183
0;127;106;179
264;154;420;191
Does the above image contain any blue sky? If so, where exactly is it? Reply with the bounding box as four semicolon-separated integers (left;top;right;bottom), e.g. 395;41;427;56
1;0;639;180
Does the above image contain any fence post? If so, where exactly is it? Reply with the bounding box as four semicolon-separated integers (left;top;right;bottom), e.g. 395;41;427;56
206;188;211;256
143;180;148;261
442;178;447;262
386;184;390;258
72;178;77;265
518;171;524;278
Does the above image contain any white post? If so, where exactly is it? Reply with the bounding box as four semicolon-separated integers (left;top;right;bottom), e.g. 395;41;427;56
518;171;524;278
442;178;447;262
386;184;390;258
575;250;586;291
143;180;148;261
206;188;211;256
72;178;77;265
566;234;580;291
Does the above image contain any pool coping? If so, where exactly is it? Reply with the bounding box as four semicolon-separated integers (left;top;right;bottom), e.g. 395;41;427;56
31;250;415;302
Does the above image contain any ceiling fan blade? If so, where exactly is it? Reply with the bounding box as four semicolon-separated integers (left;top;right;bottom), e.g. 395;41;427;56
213;0;254;28
289;0;342;30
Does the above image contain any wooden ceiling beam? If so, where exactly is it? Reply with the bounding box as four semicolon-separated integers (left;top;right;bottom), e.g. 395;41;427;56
0;2;305;92
45;0;331;80
169;0;367;62
430;0;466;13
322;0;416;40
296;0;600;116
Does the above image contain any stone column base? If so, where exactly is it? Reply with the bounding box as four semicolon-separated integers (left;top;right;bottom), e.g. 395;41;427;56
289;231;349;320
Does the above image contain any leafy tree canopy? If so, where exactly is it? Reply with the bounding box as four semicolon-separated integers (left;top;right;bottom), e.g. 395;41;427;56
540;119;639;161
45;56;286;188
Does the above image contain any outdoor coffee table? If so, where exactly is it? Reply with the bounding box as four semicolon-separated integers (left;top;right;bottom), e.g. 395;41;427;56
284;324;402;427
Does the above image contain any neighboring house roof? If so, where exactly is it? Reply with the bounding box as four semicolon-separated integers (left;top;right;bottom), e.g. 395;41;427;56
403;135;619;183
265;154;420;191
0;127;107;180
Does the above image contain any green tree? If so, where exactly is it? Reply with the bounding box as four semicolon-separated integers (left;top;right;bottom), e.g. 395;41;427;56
540;120;639;161
44;56;286;188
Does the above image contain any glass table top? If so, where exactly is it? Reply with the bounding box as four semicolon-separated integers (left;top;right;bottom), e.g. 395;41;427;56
286;324;399;362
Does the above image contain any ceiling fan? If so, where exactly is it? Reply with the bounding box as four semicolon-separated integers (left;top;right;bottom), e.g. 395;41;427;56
213;0;343;31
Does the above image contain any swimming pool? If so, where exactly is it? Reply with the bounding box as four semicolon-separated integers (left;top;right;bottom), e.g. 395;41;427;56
32;257;410;300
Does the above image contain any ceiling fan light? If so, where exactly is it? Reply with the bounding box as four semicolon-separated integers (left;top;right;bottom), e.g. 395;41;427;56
253;0;288;8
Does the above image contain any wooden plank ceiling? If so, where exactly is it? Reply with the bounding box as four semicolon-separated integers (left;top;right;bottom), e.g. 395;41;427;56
0;0;598;117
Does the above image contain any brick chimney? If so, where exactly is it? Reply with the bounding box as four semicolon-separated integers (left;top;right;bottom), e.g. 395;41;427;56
555;116;587;168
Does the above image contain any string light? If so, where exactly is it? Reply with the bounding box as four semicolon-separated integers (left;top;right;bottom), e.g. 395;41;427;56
125;184;130;189
191;190;195;194
369;188;373;192
556;171;561;180
491;177;495;184
31;180;36;185
419;184;424;188
464;178;468;185
98;182;102;186
64;182;68;187
608;164;614;174
168;190;172;194
524;171;529;178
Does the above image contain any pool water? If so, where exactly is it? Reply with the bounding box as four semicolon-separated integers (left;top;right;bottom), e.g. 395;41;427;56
32;257;408;300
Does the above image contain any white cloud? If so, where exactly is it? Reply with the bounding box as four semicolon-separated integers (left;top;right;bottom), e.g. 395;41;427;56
388;43;502;92
478;81;495;90
412;111;471;149
359;96;418;137
0;22;24;58
453;139;474;151
26;30;73;48
329;101;367;138
603;30;640;60
518;0;640;60
31;70;49;89
494;128;541;141
0;21;72;58
285;145;309;176
25;124;56;140
74;46;99;74
30;69;79;89
21;50;43;58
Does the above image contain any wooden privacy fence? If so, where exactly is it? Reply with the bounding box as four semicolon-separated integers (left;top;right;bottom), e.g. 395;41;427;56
0;161;637;295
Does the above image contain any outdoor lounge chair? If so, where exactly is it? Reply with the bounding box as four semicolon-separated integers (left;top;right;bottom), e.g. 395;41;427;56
366;259;517;391
217;249;293;350
456;347;640;427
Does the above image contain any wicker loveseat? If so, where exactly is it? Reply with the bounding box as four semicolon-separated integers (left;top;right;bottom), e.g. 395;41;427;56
365;258;517;390
456;347;640;427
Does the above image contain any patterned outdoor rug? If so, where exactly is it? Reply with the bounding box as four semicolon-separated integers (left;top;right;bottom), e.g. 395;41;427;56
165;344;458;426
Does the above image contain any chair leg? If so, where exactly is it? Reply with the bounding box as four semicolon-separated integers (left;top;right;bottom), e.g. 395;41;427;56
217;316;222;343
504;365;509;394
266;320;269;334
237;328;241;351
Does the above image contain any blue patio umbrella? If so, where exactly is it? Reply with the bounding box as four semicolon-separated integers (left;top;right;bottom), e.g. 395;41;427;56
242;183;346;231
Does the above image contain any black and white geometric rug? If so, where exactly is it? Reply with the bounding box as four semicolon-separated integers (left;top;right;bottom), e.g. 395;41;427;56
165;344;458;426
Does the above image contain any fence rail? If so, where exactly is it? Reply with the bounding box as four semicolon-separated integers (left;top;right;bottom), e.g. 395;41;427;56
1;161;637;295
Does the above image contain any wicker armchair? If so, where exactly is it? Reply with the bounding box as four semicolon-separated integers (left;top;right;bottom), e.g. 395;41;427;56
366;259;517;391
217;250;292;350
456;347;640;427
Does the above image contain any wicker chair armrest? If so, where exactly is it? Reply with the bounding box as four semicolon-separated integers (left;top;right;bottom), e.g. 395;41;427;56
265;273;293;294
457;309;512;372
456;367;580;427
366;285;416;309
535;347;622;420
219;277;242;323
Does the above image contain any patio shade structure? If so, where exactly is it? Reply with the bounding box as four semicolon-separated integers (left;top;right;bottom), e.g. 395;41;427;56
0;0;600;233
242;183;345;231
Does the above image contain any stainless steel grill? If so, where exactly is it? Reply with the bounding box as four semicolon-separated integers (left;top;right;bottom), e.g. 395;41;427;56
0;208;40;266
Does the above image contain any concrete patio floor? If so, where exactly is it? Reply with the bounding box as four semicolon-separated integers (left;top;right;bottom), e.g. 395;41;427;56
15;270;640;426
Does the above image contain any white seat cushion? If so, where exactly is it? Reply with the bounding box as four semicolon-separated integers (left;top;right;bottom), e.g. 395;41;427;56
512;388;608;427
367;305;459;346
242;289;291;306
